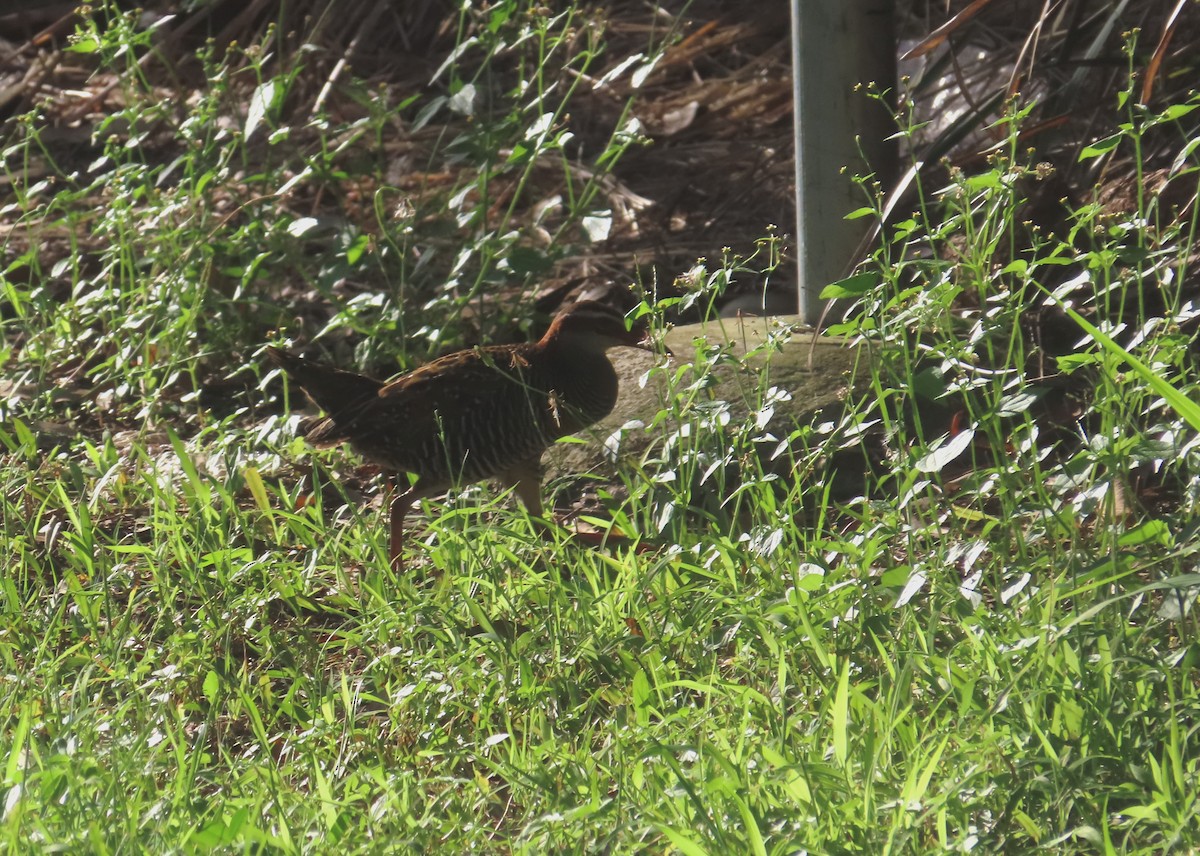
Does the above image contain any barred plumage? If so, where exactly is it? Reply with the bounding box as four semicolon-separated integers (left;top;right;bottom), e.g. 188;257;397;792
266;301;656;568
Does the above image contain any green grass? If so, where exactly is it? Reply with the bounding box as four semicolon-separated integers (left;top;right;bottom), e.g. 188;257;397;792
3;3;1200;853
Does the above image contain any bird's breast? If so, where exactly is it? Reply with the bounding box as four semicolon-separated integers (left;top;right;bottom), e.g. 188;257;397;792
542;352;620;437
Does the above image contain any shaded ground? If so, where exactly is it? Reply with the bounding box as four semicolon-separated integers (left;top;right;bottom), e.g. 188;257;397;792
1;1;1197;427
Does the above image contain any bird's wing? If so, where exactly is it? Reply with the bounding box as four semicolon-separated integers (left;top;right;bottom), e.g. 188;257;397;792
375;344;535;409
304;344;535;449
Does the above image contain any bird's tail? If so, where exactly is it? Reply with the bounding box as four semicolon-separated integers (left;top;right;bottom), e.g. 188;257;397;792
266;346;384;433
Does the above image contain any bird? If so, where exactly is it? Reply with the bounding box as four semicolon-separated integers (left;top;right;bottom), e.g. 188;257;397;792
266;300;659;569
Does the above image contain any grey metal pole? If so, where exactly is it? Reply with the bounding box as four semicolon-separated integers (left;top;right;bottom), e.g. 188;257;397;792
792;0;896;325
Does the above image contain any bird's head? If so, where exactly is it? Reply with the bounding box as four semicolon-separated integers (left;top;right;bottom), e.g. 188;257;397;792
543;300;663;354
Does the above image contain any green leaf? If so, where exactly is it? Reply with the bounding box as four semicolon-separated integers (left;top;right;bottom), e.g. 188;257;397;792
1117;520;1172;548
733;794;767;856
632;669;651;726
997;389;1041;416
168;427;211;507
1041;291;1200;432
912;367;949;401
654;825;710;856
506;142;530;164
287;217;319;238
880;566;913;588
914;734;950;800
1079;133;1121;160
833;658;850;766
203;670;220;704
66;36;101;54
242;466;273;517
892;218;919;241
916;429;974;473
965;171;1002;191
6;704;31;783
244;79;278;141
820;272;879;299
1161;102;1199;122
344;233;370;266
1056;352;1103;372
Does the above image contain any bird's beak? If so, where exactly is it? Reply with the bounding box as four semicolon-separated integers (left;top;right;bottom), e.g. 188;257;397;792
634;328;672;357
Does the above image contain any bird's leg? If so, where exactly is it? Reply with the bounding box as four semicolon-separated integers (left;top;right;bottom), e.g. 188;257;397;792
388;486;413;570
501;458;546;529
387;477;446;570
